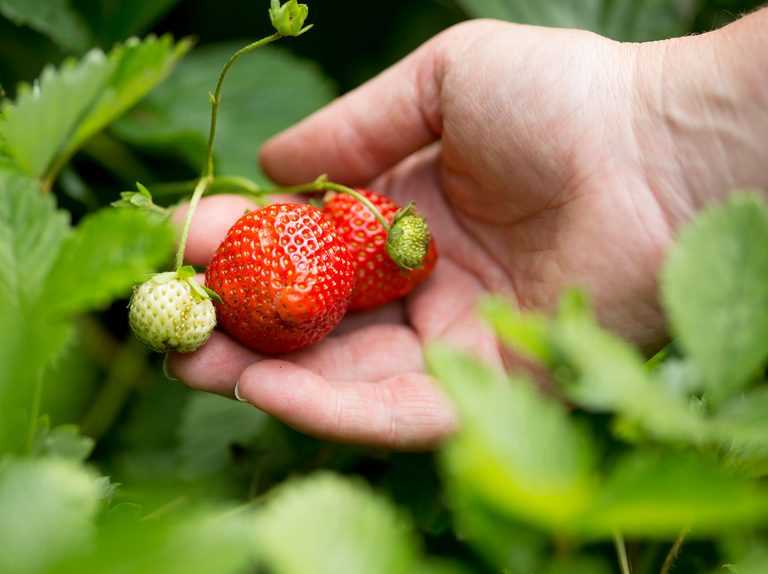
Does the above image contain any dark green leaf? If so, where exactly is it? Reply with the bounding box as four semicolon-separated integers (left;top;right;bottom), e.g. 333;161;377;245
0;0;91;52
662;194;768;403
178;393;267;478
456;0;697;41
447;489;546;573
72;0;182;46
114;43;336;184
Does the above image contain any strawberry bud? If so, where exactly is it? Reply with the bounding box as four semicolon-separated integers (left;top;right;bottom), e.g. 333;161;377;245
386;205;431;270
269;0;311;37
129;270;217;353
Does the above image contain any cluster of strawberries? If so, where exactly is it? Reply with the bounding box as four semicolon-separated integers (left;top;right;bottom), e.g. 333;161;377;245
129;189;437;355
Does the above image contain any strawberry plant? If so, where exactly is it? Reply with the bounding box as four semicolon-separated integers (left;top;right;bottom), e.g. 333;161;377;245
1;1;768;574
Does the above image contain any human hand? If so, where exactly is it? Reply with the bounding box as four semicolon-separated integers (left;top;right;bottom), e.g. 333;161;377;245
167;13;768;449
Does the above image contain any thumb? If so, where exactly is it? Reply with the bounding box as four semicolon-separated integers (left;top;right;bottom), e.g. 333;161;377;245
259;29;453;185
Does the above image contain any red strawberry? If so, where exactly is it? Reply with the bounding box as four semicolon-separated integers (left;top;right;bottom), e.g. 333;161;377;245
206;203;355;354
322;189;437;311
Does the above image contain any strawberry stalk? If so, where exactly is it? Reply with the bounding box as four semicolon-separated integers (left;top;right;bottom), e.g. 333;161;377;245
267;176;392;231
173;1;311;271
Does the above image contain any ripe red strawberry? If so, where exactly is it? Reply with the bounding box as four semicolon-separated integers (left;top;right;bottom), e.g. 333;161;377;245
206;203;355;354
322;189;437;311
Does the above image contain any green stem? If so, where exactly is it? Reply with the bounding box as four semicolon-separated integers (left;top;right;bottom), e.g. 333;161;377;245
204;33;281;178
175;175;210;270
614;532;632;574
152;175;263;198
173;32;282;270
660;529;688;574
267;180;391;230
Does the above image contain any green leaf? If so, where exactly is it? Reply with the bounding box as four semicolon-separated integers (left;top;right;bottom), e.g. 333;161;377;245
447;489;546;573
49;504;253;574
0;458;101;573
72;0;182;46
114;43;336;184
43;207;175;316
582;452;768;537
0;173;70;453
37;425;95;462
457;0;602;30
552;296;709;443
0;0;91;52
481;296;552;364
65;36;193;160
0;36;190;181
456;0;697;41
178;393;267;478
662;194;768;403
254;473;419;574
427;345;595;530
711;387;768;475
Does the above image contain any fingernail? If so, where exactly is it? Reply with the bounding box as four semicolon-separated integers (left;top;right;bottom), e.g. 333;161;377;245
234;380;248;402
162;354;178;381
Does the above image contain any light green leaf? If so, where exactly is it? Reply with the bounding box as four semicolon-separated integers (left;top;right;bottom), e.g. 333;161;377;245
38;425;95;462
662;194;768;403
582;452;768;537
0;458;101;573
456;0;697;41
254;473;419;574
427;345;595;530
43;207;175;316
0;173;70;453
49;504;253;574
114;43;336;184
0;0;91;52
65;36;193;160
178;393;267;478
553;296;709;443
0;36;190;182
481;296;552;364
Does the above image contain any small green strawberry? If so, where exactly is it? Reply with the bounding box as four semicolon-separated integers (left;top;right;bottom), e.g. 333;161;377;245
386;204;431;271
129;267;217;353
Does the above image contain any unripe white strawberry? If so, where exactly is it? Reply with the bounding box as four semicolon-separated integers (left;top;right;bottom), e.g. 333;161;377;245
129;268;217;353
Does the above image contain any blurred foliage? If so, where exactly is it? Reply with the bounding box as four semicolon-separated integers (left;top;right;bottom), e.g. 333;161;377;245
1;1;767;573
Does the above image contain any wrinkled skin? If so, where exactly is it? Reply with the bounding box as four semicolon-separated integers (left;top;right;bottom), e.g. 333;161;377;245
168;13;768;449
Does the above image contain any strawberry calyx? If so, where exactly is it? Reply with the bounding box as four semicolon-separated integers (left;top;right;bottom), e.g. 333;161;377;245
175;266;222;303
